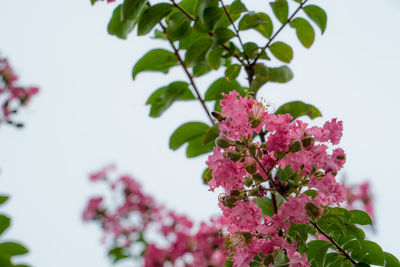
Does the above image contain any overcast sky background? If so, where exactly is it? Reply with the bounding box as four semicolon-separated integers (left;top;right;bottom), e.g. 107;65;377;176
0;0;399;266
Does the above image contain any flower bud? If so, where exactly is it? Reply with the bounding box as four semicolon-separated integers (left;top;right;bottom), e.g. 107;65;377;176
249;143;257;156
215;136;233;148
336;155;346;160
227;150;241;162
289;140;302;153
245;164;257;175
302;135;314;147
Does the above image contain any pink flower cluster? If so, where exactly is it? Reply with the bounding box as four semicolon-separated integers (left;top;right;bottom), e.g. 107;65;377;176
344;181;374;218
206;91;349;266
83;165;226;266
0;53;39;127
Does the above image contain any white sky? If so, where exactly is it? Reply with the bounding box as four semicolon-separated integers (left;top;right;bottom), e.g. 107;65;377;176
0;0;399;266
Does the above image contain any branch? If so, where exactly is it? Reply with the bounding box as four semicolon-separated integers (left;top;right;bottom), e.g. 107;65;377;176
158;22;214;124
219;0;249;64
170;0;195;21
310;221;357;264
252;0;308;65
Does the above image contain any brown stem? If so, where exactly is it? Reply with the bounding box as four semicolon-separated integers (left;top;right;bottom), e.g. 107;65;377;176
170;0;195;21
158;22;214;124
252;0;309;65
310;221;357;264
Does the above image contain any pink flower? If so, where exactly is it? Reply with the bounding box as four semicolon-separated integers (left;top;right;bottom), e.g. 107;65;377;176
288;252;311;267
89;164;116;182
82;196;103;221
221;200;261;233
274;196;311;229
309;118;343;145
206;147;245;193
309;173;346;206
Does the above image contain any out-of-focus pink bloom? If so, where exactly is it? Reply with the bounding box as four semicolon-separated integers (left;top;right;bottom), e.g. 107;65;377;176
82;196;103;221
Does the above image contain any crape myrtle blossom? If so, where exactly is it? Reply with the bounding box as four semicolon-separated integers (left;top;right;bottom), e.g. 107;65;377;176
83;166;226;266
206;90;348;266
0;53;39;127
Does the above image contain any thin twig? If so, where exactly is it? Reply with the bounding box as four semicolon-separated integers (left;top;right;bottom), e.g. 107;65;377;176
158;22;214;124
218;0;250;65
170;0;195;21
311;221;357;264
252;0;309;65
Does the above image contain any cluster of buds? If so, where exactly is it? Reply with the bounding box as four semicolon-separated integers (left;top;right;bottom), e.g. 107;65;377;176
0;53;39;127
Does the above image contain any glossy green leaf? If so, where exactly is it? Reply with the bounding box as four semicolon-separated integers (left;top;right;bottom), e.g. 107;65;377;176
225;64;241;81
138;3;172;35
349;209;373;225
384;252;400;267
0;196;9;206
108;5;136;39
193;63;211;77
355;263;371;267
269;41;293;63
132;49;179;79
253;64;294;89
179;0;201;16
243;42;259;59
275;101;322;120
146;81;195;117
362;241;385;265
303;5;327;34
213;28;235;45
239;12;267;31
185;37;212;66
290;17;315;48
254;13;273;38
186;135;215;157
166;12;191;40
256;197;275;216
169;122;210;150
201;123;220;145
270;0;289;24
207;47;224;70
0;242;28;256
229;0;247;15
179;32;209;49
306;240;331;267
195;5;223;32
0;215;10;236
204;77;242;101
276;165;294;181
121;0;147;20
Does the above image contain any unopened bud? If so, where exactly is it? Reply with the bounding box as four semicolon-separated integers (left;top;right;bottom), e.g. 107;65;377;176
216;136;233;148
227;150;241;162
289;140;302;153
249;143;258;156
245;164;257;175
302;136;314;147
336;155;346;160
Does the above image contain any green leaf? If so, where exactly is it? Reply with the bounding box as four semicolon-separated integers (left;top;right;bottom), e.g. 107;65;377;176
186;135;214;157
166;12;191;40
225;64;241;81
138;3;172;35
229;0;247;15
256;197;275;216
121;0;147;20
362;241;385;265
185;37;212;67
108;247;130;263
0;196;9;206
254;13;273;38
207;47;224;70
179;32;209;49
269;41;293;63
132;49;179;79
306;240;331;267
169;122;210;150
201;123;220;145
290;17;315;48
243;42;259;59
0;242;28;256
108;5;136;39
202;168;213;184
195;5;223;32
204;77;242;101
238;12;261;30
384;252;400;267
253;64;293;90
193;63;211;77
146;81;195;117
0;215;10;236
179;0;201;16
270;0;288;24
349;209;373;225
355;263;371;267
303;5;327;34
213;28;235;45
275;101;322;120
276;165;294;182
